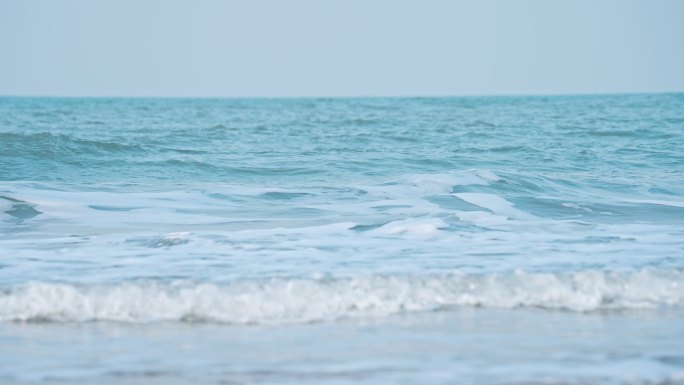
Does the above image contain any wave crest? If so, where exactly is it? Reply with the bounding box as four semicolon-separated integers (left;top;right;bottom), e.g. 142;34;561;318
2;269;682;324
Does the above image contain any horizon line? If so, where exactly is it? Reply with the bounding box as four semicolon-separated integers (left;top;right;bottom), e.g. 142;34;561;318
0;90;683;100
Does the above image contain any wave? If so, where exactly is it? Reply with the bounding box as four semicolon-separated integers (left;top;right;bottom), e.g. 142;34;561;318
2;269;682;324
0;132;203;158
0;132;148;156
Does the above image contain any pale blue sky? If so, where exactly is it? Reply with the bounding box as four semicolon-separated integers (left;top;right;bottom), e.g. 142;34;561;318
1;0;683;97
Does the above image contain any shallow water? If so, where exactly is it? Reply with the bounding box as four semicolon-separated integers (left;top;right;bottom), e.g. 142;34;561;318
2;308;684;385
1;94;684;384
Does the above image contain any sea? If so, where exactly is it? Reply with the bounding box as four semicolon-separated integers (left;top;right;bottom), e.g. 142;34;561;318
1;94;683;385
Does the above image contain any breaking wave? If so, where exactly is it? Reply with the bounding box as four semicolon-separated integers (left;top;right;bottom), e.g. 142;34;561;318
2;269;682;324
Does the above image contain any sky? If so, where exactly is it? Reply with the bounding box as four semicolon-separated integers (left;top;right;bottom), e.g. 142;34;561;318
0;0;683;97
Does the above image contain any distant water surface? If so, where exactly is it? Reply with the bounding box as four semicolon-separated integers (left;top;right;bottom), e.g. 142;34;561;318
1;94;684;384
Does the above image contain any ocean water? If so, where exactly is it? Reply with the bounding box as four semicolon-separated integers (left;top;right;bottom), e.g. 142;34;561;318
1;94;683;384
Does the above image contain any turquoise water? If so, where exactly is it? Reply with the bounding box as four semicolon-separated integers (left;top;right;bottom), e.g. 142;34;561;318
1;94;684;384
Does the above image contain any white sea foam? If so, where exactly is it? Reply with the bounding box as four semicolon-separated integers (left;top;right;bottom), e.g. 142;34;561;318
0;198;12;220
453;193;536;220
626;199;684;208
367;218;447;238
0;198;12;210
362;170;498;199
471;169;501;182
2;270;682;324
454;210;509;226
